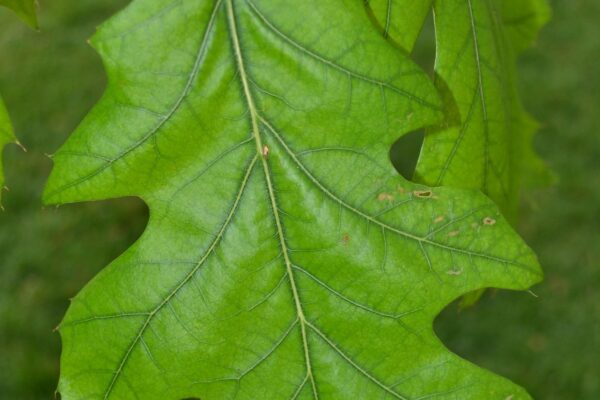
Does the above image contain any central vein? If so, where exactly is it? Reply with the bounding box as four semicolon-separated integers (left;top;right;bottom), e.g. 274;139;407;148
225;0;318;397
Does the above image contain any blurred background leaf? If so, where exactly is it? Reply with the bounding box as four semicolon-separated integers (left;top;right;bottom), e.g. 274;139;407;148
0;0;598;399
0;0;38;29
0;1;146;397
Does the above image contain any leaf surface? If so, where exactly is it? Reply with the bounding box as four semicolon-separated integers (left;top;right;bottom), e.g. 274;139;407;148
366;0;550;218
364;0;432;52
45;0;541;399
0;0;38;28
418;0;518;215
501;0;551;54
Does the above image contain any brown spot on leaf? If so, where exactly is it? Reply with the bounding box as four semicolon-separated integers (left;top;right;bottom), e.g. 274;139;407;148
448;230;460;237
483;217;496;226
413;190;433;198
377;193;394;202
341;233;350;246
262;145;269;158
447;268;462;276
434;216;445;223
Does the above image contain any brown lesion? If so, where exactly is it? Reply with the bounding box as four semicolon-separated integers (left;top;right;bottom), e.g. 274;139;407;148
483;216;497;225
341;233;350;246
413;189;433;198
377;192;395;202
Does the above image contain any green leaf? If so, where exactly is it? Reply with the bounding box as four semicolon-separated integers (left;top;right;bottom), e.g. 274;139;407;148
501;0;551;54
0;95;15;203
45;0;541;398
364;0;432;52
414;0;547;220
0;0;38;29
500;0;553;190
364;0;550;219
417;0;516;213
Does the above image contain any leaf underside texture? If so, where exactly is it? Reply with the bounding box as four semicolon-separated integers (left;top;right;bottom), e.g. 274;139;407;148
45;0;542;399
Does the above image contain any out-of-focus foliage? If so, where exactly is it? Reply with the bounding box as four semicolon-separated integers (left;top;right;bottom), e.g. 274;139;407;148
0;0;37;28
0;95;15;203
0;1;143;398
0;0;37;202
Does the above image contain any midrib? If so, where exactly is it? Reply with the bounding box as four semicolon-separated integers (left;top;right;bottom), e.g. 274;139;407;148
225;0;319;397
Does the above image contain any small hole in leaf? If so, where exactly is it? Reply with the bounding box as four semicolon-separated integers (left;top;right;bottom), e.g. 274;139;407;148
390;129;424;180
413;190;432;198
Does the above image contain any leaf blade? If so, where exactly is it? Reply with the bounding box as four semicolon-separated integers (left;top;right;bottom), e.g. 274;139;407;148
364;0;433;52
366;0;551;219
501;0;551;54
414;0;546;219
46;0;541;398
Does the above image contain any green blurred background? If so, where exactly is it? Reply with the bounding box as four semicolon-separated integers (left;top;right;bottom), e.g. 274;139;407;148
0;0;598;398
